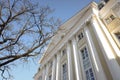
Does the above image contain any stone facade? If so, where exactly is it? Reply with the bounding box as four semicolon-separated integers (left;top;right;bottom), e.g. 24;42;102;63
34;0;120;80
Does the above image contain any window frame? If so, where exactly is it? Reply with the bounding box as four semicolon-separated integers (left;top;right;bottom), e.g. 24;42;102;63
77;30;84;41
48;75;52;80
61;61;68;80
115;32;120;42
39;76;42;80
111;28;120;49
79;45;96;80
104;14;116;24
62;48;66;56
114;31;120;48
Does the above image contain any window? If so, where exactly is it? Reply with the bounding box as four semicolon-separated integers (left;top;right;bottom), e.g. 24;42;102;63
85;68;95;80
110;15;115;20
62;49;66;56
105;18;111;24
105;14;115;24
81;47;90;70
104;0;109;3
62;63;67;80
78;31;84;41
39;76;42;80
115;32;120;42
98;2;105;10
50;61;53;68
49;75;51;80
81;47;95;80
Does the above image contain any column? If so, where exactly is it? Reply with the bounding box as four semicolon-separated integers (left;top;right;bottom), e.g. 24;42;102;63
91;15;120;80
45;63;49;80
96;15;120;57
56;53;61;80
84;26;107;80
72;37;82;80
42;66;46;80
51;56;57;80
67;41;74;80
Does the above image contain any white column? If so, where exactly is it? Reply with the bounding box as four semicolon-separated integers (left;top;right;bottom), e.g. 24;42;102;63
56;53;61;80
84;26;107;80
51;56;57;80
72;37;82;80
96;15;120;57
91;16;120;80
45;64;49;80
42;66;46;80
67;41;74;80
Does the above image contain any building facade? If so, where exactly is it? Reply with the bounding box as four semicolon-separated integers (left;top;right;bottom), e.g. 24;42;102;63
34;0;120;80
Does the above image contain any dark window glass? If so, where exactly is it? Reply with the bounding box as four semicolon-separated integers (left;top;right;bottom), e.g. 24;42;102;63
115;32;120;42
110;15;115;20
81;47;95;80
63;63;67;80
78;32;84;41
62;49;66;56
49;75;51;80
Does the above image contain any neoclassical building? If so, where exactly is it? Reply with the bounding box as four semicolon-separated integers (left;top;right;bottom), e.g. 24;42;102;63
34;0;120;80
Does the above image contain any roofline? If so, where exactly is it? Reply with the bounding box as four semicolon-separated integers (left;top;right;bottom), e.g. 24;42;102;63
39;1;98;64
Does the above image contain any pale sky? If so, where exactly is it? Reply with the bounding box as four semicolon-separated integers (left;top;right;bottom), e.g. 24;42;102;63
12;0;100;80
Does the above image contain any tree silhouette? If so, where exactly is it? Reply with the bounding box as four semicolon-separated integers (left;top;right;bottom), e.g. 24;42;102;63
0;0;61;79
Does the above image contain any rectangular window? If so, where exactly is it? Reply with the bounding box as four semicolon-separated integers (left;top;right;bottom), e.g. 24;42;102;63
78;31;84;41
105;18;111;24
85;68;95;80
81;47;95;80
62;49;66;56
39;76;42;80
50;61;53;68
114;32;120;44
105;14;115;24
115;32;120;42
49;75;51;80
110;15;115;20
62;63;67;80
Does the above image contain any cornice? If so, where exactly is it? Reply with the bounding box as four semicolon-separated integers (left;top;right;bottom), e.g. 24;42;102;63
39;2;98;65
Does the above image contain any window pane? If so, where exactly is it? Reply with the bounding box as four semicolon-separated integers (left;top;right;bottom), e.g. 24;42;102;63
91;78;95;80
81;47;95;80
115;32;120;42
105;18;111;24
62;49;66;56
49;75;51;80
39;76;42;80
110;15;115;20
78;31;84;41
63;63;67;80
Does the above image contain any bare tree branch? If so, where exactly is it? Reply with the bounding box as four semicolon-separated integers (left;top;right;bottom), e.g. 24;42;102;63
0;0;61;79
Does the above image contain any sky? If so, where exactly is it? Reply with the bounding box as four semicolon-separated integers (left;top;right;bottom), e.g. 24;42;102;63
12;0;100;80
